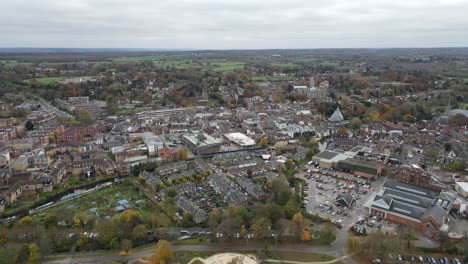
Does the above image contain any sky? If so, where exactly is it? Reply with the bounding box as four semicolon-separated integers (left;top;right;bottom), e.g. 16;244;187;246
1;0;468;49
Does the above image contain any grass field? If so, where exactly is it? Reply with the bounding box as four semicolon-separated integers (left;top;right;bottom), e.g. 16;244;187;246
38;178;156;219
250;75;298;81
0;60;33;67
271;61;302;68
268;251;337;262
25;77;65;84
112;55;161;62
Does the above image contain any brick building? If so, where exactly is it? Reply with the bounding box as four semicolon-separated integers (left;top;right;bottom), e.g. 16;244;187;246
392;165;443;191
366;179;454;238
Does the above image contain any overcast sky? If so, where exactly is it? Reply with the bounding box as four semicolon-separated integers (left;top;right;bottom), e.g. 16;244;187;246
1;0;468;49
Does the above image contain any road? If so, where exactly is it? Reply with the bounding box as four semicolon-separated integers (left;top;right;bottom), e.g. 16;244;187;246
34;95;74;119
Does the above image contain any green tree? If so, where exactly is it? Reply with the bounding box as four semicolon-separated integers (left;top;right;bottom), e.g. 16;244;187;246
167;188;177;198
25;121;34;130
121;239;133;253
444;142;453;152
77;109;92;124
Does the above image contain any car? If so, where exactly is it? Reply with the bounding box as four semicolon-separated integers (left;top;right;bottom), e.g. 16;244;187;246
410;256;415;262
418;256;424;263
377;223;382;228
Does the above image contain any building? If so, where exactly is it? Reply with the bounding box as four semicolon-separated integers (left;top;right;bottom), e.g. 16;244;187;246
158;147;178;161
312;150;350;169
182;133;223;155
365;179;454;237
329;107;344;122
392;165;443;191
336;158;383;179
335;193;356;208
224;132;256;148
454;182;468;199
27;111;56;124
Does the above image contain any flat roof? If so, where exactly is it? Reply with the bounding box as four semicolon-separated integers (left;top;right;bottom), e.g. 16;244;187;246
455;182;468;192
224;132;256;147
183;133;222;146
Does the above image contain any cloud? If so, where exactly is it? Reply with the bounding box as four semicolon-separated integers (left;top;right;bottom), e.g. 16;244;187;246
0;0;467;49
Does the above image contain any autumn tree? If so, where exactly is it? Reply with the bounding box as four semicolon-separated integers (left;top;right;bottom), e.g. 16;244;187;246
73;212;88;229
259;137;268;147
152;240;174;264
301;229;311;241
251;217;271;239
350;118;362;129
178;149;188;160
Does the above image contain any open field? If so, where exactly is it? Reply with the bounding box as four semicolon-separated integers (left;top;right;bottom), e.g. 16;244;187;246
24;76;65;84
269;251;337;262
0;60;33;67
37;178;157;220
250;75;299;81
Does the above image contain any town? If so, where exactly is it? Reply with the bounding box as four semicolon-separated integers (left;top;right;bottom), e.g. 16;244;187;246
0;48;467;264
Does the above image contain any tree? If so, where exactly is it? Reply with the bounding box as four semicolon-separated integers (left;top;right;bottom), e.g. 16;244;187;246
251;217;271;239
167;188;177;198
178;149;187;160
28;243;40;263
284;199;301;218
444;142;453;152
121;239;133;253
301;229;311;241
350;118;362;129
25;121;34;130
152;240;174;264
368;109;380;121
18;216;34;226
240;225;247;238
76;234;88;249
132;225;147;245
259;137;268;147
347;234;360;252
77;109;92;124
73;212;88;229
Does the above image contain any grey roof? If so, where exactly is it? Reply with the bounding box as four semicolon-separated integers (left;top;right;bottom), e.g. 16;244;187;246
335;193;356;207
422;205;446;225
383;179;439;199
370;179;451;225
314;150;340;160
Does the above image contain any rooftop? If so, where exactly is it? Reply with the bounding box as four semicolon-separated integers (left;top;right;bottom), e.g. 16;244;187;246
224;132;256;147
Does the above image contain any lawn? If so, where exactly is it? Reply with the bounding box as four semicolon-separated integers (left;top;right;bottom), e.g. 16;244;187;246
268;251;337;262
38;178;157;220
25;77;65;84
